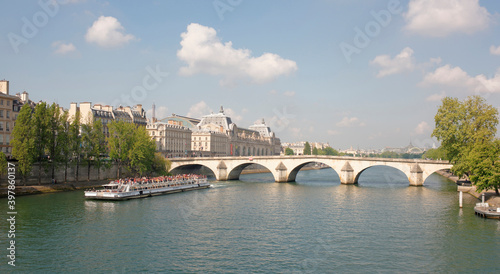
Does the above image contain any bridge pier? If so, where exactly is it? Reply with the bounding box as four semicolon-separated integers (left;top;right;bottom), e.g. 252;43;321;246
216;161;228;181
275;162;289;182
408;163;423;186
340;162;356;185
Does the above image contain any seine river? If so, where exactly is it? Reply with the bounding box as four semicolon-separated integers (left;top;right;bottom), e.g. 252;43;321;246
2;167;500;273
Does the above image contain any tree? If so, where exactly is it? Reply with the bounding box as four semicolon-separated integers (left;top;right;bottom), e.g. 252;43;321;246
303;142;311;155
422;147;447;160
152;152;170;176
11;104;34;182
108;121;135;178
46;103;64;181
312;147;319;155
32;102;51;184
58;110;71;182
0;151;7;176
69;111;82;182
433;95;500;194
81;118;107;181
285;147;294;155
128;125;156;176
323;147;339;156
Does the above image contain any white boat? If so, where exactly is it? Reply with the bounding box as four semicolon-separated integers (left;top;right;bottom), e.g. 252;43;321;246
84;175;210;200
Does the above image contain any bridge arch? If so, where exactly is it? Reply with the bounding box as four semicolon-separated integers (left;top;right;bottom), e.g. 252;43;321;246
170;164;217;179
354;165;411;185
227;162;276;181
287;160;340;182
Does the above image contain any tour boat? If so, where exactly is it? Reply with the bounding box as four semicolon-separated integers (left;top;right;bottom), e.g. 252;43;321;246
84;175;210;200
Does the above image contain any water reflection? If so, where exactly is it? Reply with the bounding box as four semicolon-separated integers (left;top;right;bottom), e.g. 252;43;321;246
84;200;116;213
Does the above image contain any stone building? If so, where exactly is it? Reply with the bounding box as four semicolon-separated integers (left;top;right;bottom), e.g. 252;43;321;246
69;102;147;137
147;122;192;157
0;80;34;157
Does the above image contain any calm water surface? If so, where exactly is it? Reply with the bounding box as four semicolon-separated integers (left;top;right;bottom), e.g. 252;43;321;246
1;167;500;273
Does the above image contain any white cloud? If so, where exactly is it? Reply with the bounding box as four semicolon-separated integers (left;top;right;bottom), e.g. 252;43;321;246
269;89;278;95
85;16;136;48
404;0;491;37
336;117;365;127
187;101;212;118
327;130;339;136
146;106;168;120
426;91;446;102
370;47;416;77
283;91;295;97
421;65;500;93
414;121;431;135
51;41;77;55
177;23;297;86
225;108;243;123
490;45;500;56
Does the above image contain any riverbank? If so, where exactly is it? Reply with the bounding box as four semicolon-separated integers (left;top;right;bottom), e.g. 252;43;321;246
436;170;500;207
0;180;107;198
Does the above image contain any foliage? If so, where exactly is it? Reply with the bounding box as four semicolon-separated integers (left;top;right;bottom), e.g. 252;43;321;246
108;120;135;178
11;104;34;181
0;151;7;176
322;147;339;156
312;147;319;155
285;147;294;155
432;95;500;194
422;147;447;160
82;118;108;180
303;142;311;155
128;125;156;176
69;110;82;182
152;153;170;176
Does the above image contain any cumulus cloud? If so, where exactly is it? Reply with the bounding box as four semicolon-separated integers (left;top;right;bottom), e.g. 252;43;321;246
187;101;212;118
51;41;77;55
283;91;295;97
421;65;500;93
85;16;136;48
336;117;365;127
370;47;416;77
224;108;243;123
414;121;431;135
177;23;297;86
490;45;500;56
426;91;446;102
404;0;491;37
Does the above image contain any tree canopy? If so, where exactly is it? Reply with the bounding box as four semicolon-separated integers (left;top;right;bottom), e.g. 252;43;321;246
432;95;500;194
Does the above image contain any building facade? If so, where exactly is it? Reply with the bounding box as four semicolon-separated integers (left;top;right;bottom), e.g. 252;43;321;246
0;80;34;157
69;102;147;137
147;122;192;157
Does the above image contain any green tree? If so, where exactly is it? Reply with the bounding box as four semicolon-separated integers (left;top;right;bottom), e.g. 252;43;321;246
46;103;64;181
69;111;82;182
285;147;294;155
422;147;447;160
152;152;170;176
32;102;51;184
11;104;34;182
0;151;7;176
81;118;108;181
58;110;72;182
433;95;500;194
303;142;311;155
312;147;319;155
108;120;135;178
129;125;156;176
323;147;338;156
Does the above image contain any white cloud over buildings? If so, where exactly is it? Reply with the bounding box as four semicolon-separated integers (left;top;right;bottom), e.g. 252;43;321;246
187;101;212;118
85;16;136;48
404;0;491;37
414;121;431;135
336;117;365;127
490;45;500;56
177;23;298;86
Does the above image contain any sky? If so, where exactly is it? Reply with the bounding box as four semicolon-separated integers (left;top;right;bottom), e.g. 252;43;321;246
2;0;500;150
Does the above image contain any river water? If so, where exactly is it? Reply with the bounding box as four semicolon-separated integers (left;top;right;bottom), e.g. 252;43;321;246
1;167;500;273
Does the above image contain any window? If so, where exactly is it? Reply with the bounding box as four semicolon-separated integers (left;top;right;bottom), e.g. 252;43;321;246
0;134;3;145
6;111;9;118
6;122;9;132
0;110;3;117
0;122;3;131
0;99;3;105
7;101;9;106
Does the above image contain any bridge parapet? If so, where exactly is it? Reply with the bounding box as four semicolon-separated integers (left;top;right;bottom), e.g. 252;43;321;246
169;156;452;186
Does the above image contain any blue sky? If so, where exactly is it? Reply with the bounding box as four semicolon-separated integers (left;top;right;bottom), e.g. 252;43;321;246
2;0;500;150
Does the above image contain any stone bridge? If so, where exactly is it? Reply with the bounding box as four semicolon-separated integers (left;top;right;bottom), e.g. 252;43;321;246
169;156;452;186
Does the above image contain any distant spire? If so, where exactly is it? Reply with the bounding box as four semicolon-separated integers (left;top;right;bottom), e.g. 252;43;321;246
262;118;265;124
220;105;224;114
152;103;156;121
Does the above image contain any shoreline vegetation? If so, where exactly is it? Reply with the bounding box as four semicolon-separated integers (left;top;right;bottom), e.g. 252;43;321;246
2;165;498;206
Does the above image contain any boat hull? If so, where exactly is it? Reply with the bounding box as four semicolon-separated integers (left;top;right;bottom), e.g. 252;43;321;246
85;182;210;201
